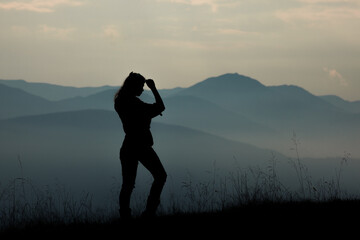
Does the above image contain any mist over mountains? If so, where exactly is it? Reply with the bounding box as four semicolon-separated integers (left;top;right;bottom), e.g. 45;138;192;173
1;73;359;157
1;73;359;206
0;79;114;101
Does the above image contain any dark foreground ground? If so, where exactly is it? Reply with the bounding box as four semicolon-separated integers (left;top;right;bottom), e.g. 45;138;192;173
1;200;360;237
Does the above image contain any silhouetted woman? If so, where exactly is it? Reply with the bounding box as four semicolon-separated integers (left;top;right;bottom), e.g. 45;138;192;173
114;72;167;219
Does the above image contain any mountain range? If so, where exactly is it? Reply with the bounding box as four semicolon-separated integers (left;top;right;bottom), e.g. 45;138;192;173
1;73;359;157
0;79;114;101
1;73;359;206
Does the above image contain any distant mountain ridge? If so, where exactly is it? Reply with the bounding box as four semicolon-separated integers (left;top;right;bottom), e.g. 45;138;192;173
0;83;59;119
182;73;266;95
1;73;359;157
0;79;116;101
177;73;348;124
320;95;360;114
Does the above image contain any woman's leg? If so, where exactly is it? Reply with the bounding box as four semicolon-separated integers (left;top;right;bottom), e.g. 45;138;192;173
119;147;138;218
139;147;167;216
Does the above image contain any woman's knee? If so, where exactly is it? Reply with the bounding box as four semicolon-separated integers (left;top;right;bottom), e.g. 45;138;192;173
155;171;167;184
121;182;135;193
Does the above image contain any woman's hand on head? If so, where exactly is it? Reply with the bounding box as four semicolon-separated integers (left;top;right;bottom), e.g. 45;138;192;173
145;79;156;90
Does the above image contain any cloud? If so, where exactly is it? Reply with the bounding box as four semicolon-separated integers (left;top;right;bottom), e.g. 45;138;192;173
10;25;32;36
9;24;76;40
217;28;260;36
157;0;238;13
298;0;356;3
102;25;121;41
150;39;208;50
0;0;84;13
160;0;218;12
38;24;76;40
276;0;360;23
323;67;348;86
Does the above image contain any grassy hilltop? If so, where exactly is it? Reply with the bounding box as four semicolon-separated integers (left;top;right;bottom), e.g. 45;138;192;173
1;199;360;237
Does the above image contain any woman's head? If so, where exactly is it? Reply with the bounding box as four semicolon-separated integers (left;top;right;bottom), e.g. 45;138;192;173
115;72;146;99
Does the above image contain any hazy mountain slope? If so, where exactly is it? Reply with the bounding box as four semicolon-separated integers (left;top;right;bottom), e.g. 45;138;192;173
156;94;276;139
177;73;268;108
0;84;118;118
320;95;360;114
57;89;118;111
0;110;283;206
0;84;62;119
176;73;360;133
0;109;278;171
157;87;185;98
177;73;351;129
1;110;359;208
0;79;116;101
1;74;359;157
173;73;360;157
3;74;356;133
56;89;157;112
265;85;358;130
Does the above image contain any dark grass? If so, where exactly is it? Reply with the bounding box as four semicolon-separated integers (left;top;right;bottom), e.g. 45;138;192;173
2;199;359;237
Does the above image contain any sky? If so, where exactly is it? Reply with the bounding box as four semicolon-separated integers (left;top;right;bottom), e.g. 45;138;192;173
0;0;359;100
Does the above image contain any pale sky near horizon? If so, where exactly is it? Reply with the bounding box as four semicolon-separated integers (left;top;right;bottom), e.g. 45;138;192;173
0;0;359;100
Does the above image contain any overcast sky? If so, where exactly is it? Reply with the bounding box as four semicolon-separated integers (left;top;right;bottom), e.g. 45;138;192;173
0;0;359;100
